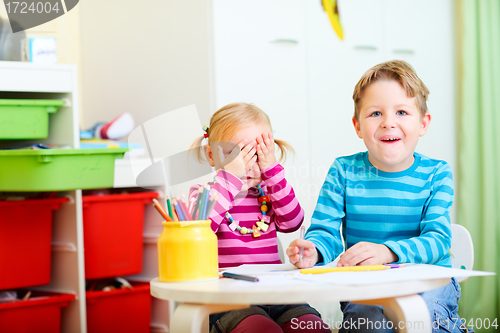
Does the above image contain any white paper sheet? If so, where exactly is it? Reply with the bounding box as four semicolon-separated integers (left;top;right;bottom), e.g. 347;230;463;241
224;263;300;275
230;274;316;286
295;264;495;286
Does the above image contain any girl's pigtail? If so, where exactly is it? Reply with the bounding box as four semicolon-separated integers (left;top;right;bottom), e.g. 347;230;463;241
274;139;295;163
188;135;207;163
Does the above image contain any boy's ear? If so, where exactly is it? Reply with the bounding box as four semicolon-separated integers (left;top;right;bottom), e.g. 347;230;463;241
204;145;215;167
352;116;363;139
419;113;432;137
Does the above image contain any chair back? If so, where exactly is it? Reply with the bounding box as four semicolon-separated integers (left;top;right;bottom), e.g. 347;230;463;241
450;224;474;283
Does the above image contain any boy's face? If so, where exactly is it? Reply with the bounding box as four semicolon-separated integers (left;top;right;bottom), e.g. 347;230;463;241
352;80;431;173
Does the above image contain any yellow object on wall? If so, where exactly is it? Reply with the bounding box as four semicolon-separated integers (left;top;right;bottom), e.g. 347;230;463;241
322;0;344;40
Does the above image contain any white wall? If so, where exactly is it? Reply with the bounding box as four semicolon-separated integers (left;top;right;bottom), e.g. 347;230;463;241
80;0;215;130
213;0;457;235
306;0;457;219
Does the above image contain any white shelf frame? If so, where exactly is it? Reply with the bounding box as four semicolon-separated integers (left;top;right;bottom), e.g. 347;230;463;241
0;61;85;333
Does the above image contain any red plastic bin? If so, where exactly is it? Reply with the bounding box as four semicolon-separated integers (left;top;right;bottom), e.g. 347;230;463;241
0;197;68;290
0;290;75;333
86;281;151;333
82;192;158;279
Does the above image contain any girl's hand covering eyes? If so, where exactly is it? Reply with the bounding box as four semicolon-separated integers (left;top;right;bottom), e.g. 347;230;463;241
256;133;276;171
217;139;257;179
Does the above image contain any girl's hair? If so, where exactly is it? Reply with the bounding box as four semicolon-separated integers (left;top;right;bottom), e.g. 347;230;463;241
190;102;294;164
352;59;429;120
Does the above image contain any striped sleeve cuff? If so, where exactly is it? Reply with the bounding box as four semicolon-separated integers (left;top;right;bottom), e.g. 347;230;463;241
215;169;244;196
260;162;282;182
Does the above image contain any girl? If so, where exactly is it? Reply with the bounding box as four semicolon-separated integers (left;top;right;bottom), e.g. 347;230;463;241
190;103;329;333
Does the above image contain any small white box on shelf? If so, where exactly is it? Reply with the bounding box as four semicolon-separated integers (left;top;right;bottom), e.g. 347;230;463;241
29;37;57;64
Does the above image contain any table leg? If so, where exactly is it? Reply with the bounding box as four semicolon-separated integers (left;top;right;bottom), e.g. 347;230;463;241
170;303;250;333
354;295;431;333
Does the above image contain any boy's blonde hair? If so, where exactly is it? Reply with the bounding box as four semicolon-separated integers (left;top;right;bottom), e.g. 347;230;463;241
352;60;429;120
190;102;294;163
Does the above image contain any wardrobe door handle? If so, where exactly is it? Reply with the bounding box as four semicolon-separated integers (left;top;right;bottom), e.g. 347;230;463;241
393;49;415;55
354;45;378;51
268;38;299;44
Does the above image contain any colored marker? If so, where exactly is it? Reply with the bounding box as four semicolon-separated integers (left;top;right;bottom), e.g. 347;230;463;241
222;272;259;282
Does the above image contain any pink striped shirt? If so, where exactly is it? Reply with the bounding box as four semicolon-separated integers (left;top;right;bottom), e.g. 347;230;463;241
189;162;304;268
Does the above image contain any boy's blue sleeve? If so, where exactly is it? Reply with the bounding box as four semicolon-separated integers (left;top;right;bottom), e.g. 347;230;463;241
384;162;454;264
305;159;345;265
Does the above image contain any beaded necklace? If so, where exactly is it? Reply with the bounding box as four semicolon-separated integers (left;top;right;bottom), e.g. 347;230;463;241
225;184;270;238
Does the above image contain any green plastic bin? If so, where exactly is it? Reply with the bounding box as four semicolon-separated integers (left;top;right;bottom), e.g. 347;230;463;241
0;99;65;140
0;148;128;191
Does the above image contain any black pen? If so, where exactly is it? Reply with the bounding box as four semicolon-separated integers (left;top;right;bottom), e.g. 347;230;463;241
221;272;259;282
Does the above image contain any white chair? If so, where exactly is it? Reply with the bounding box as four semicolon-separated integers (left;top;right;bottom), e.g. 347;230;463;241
450;224;474;283
277;236;286;264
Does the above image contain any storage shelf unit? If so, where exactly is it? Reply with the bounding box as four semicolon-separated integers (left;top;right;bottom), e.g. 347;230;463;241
0;61;170;333
0;61;85;333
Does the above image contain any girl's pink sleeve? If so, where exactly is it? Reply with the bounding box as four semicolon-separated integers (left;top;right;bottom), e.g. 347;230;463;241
261;162;304;232
189;169;243;232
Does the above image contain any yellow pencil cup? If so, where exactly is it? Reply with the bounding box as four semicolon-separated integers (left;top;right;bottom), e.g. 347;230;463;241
157;220;218;282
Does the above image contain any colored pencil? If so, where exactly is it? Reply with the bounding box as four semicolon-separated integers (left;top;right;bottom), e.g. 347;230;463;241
191;187;203;220
173;199;186;221
152;199;172;221
205;193;219;218
196;187;205;219
188;197;196;216
168;196;178;221
166;196;173;219
200;185;210;220
196;187;205;220
172;208;179;222
179;195;192;220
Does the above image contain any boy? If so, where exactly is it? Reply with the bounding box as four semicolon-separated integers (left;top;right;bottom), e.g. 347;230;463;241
287;60;467;333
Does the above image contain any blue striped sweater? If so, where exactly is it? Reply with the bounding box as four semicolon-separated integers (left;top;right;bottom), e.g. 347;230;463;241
306;152;453;267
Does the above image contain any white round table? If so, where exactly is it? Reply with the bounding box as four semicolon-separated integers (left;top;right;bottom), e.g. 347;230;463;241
150;275;450;333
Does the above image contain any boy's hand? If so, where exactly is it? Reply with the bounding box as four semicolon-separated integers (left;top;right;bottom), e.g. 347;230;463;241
287;239;318;269
337;242;398;267
217;139;257;179
256;133;276;171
